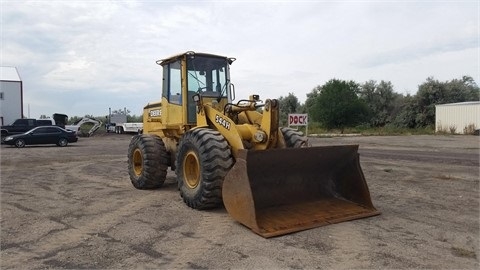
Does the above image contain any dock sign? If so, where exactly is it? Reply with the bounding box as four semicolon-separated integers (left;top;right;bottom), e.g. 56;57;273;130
288;114;308;126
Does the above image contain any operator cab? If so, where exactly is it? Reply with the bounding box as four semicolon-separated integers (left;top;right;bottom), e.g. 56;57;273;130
159;52;235;124
186;53;233;123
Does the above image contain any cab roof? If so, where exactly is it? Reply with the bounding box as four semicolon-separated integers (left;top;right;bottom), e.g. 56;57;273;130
156;51;230;66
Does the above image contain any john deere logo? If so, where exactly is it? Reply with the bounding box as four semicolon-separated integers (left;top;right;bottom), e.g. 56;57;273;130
215;114;231;130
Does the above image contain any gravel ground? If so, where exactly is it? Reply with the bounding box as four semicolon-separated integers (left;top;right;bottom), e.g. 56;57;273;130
1;134;478;269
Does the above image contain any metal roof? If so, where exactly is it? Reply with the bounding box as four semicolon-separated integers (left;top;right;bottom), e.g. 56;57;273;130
0;66;21;82
436;101;480;107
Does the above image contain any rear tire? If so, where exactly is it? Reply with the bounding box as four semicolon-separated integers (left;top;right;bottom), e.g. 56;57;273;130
128;134;169;189
176;128;233;209
14;139;26;148
280;127;308;148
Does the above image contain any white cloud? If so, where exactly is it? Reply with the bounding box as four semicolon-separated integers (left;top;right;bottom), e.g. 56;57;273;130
1;0;478;118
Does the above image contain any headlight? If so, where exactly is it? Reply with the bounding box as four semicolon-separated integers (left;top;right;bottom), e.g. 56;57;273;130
4;136;13;141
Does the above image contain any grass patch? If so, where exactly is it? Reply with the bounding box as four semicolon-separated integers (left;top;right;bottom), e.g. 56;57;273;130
306;124;436;136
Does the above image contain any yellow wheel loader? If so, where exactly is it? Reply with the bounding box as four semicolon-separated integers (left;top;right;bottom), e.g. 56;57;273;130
127;51;380;238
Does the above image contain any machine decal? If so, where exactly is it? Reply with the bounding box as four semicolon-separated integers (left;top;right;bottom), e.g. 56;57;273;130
215;114;231;130
149;109;161;117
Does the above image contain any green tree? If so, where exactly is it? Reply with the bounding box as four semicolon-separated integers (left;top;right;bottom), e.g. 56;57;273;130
413;76;479;127
68;116;82;125
304;85;321;121
127;115;143;122
359;80;402;127
307;79;369;133
278;92;300;126
393;94;417;128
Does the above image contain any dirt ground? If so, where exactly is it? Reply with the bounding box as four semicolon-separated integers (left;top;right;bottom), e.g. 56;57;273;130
1;134;479;269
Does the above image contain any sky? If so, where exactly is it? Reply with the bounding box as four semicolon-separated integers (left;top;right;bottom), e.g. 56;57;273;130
1;0;478;119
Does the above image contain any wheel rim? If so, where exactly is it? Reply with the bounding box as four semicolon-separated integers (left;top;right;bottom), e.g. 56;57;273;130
16;140;25;147
60;139;67;146
184;150;200;189
133;148;143;176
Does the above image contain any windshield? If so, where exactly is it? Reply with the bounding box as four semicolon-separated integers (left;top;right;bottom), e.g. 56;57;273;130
187;56;229;98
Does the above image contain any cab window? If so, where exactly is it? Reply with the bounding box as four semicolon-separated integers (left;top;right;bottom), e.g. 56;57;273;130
162;60;182;105
186;56;227;97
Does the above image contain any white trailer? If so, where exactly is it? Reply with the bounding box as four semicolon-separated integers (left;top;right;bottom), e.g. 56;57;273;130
113;122;143;134
106;113;142;134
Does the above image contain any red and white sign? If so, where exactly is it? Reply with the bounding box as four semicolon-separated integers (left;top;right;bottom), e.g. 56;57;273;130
288;114;308;126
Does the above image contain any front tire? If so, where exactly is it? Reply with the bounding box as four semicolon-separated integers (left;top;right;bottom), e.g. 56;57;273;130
128;134;169;189
175;128;233;209
14;139;26;148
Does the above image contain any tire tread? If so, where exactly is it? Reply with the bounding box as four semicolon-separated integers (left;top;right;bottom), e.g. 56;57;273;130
176;128;233;209
128;134;169;189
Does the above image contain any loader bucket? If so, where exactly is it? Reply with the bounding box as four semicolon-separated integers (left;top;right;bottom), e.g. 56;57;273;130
222;145;380;238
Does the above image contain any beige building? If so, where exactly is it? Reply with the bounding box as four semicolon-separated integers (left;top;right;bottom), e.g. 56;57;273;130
435;101;480;134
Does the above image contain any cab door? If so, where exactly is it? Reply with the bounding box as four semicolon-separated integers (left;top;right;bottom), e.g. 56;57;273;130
162;59;184;125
